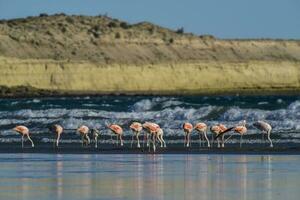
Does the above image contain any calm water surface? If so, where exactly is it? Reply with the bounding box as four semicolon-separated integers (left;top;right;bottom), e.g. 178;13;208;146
0;154;299;200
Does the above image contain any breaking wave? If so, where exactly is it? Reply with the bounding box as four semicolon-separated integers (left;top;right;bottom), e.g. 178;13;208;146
0;96;299;145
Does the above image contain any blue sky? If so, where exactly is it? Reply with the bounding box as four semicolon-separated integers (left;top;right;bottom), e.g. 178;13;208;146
0;0;299;39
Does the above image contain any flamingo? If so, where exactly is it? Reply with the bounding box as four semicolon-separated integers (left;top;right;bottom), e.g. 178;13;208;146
233;120;247;148
194;122;210;147
253;121;273;147
211;124;233;148
142;122;165;152
13;125;34;148
156;127;167;148
130;122;143;148
77;125;91;147
90;128;100;148
183;122;193;147
49;124;63;147
108;124;124;146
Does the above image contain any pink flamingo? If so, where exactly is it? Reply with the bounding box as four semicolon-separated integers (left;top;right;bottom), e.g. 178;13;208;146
142;122;165;152
183;122;193;147
50;124;63;147
108;124;124;146
91;128;100;148
233;120;247;148
194;122;210;147
77;125;91;146
211;124;233;148
253;120;273;147
13;125;34;148
130;122;143;148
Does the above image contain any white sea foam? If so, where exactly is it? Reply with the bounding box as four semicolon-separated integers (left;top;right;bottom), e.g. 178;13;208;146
0;99;300;144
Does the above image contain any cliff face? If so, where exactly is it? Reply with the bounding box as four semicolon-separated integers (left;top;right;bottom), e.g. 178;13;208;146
0;14;300;96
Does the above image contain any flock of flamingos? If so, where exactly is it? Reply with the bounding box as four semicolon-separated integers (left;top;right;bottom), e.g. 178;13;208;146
12;120;273;152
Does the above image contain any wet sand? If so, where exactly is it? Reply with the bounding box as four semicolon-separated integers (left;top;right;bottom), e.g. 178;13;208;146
1;143;300;154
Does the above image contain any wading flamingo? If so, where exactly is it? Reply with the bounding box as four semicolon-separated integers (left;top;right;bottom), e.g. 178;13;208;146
142;122;157;148
49;124;63;147
142;122;165;152
13;125;34;148
212;124;233;148
108;124;124;146
77;125;91;147
91;128;100;148
253;121;273;147
183;122;193;147
194;122;210;147
233;120;247;148
156;127;167;148
130;122;143;148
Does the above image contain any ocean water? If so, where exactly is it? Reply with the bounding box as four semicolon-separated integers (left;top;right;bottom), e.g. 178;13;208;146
0;95;300;147
0;154;299;200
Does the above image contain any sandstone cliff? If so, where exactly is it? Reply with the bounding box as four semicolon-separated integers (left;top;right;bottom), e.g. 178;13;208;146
0;14;299;96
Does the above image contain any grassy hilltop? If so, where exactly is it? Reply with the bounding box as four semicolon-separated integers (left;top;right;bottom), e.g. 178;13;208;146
0;14;300;96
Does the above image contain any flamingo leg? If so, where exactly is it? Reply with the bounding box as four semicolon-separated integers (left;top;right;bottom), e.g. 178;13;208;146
204;130;210;147
131;134;134;148
211;133;215;148
160;135;166;148
199;133;202;147
27;135;34;148
120;134;124;146
53;136;56;148
157;134;163;148
21;135;24;148
146;133;149;147
240;135;243;148
184;132;187;147
81;135;84;147
116;135;119;146
267;130;273;148
136;133;141;148
148;134;151;152
86;134;91;145
56;134;60;148
186;133;190;147
221;135;225;148
152;134;156;152
95;136;98;148
143;132;146;148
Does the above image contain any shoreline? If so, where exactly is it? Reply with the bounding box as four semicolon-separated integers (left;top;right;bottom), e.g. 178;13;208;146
0;144;300;154
1;86;300;98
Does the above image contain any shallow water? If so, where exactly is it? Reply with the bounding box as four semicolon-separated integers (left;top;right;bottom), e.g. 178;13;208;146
0;95;300;147
0;154;299;200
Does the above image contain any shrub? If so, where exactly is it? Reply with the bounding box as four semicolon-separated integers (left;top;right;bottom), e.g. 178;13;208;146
92;25;100;32
66;16;75;24
169;38;174;44
61;27;67;33
108;21;117;28
115;32;121;39
93;32;100;38
39;13;48;17
176;27;184;34
120;22;130;29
